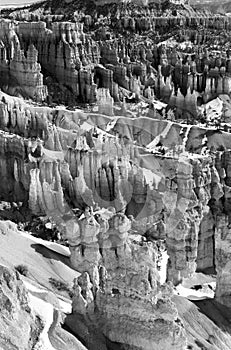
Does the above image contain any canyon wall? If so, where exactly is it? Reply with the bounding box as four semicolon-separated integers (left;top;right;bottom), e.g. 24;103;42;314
1;2;231;348
1;13;231;112
0;90;231;317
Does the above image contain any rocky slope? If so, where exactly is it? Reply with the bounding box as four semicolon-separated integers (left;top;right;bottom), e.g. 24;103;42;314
0;264;42;350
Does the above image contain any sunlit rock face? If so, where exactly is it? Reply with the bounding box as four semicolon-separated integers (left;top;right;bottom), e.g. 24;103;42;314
23;122;213;286
0;265;42;350
0;20;98;104
25;134;217;288
1;90;231;291
1;8;231;111
22;123;231;314
70;226;187;350
1;0;231;348
0;21;47;102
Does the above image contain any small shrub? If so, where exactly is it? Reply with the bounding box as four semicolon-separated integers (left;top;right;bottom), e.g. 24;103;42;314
48;277;73;297
15;264;29;277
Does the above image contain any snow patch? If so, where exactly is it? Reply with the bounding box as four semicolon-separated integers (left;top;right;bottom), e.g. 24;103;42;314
158;251;168;285
147;121;172;150
175;284;215;301
152;100;167;110
182;125;192;151
23;280;72;314
105;117;118;132
142;168;162;190
28;293;55;350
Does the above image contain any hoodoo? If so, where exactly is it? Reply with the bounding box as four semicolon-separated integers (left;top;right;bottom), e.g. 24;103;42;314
0;0;231;349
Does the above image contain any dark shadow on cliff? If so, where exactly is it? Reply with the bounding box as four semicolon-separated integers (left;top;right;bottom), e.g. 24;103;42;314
0;202;32;223
0;70;29;99
64;313;125;350
31;243;72;268
196;266;216;276
193;299;231;335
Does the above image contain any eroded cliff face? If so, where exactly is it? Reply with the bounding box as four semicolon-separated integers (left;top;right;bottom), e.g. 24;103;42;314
70;231;187;350
1;78;231;350
0;90;230;294
212;151;231;307
1;1;231;347
0;264;43;350
1;2;231;112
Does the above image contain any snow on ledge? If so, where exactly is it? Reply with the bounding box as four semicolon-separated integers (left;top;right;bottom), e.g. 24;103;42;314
175;284;215;301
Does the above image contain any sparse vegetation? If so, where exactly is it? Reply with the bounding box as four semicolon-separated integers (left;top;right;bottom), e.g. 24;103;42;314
15;264;29;277
48;277;73;297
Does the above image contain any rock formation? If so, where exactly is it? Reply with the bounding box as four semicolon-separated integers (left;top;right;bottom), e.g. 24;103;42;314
0;21;48;101
70;232;187;350
0;264;43;350
0;89;231;289
1;0;231;348
1;2;231;112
